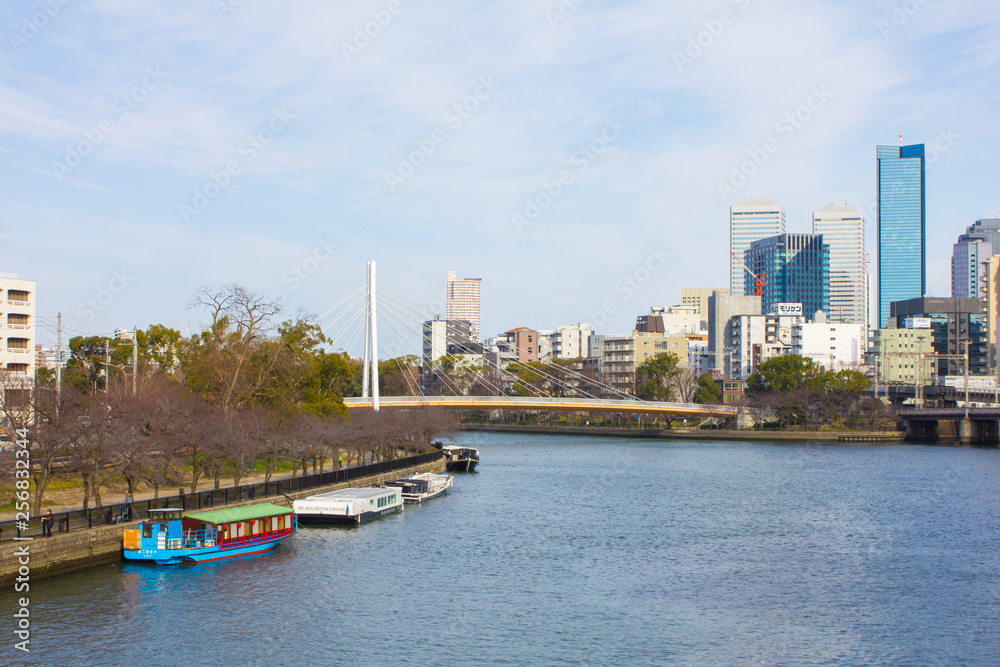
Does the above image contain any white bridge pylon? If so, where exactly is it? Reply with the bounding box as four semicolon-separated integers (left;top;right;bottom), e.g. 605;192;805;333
360;260;379;411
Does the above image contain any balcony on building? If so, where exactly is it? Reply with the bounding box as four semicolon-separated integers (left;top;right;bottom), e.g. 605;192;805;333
7;290;31;306
7;314;29;330
7;338;30;353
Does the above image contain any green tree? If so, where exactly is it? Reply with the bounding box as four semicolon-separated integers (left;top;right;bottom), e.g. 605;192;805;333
751;355;822;393
822;369;872;394
692;373;721;404
635;353;682;401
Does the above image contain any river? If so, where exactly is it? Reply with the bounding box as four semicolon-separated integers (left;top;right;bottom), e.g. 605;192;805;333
4;433;1000;666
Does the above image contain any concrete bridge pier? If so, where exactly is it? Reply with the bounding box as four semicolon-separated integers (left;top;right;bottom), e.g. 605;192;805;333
958;418;1000;445
904;419;938;441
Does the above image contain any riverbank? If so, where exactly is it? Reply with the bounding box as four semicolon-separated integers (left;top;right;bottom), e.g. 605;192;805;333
460;423;905;443
0;457;445;587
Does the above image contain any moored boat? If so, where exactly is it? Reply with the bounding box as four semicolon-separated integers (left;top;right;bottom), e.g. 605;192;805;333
442;445;479;472
293;487;403;525
122;504;296;565
381;473;453;503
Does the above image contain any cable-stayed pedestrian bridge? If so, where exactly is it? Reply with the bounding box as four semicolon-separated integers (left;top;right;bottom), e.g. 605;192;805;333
344;396;738;417
326;261;734;420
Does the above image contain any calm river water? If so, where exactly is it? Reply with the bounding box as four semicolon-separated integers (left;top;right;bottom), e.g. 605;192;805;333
5;433;1000;666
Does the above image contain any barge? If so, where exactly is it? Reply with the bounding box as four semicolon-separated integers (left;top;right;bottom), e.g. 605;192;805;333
293;487;403;525
442;445;479;472
381;472;453;503
122;504;296;565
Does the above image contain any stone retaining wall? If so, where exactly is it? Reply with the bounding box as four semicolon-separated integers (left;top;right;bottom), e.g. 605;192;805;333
1;459;444;587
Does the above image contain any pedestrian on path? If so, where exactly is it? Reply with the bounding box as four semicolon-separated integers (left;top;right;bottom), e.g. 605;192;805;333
43;509;54;537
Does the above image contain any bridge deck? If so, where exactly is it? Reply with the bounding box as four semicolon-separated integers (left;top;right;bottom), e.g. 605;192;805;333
343;396;737;417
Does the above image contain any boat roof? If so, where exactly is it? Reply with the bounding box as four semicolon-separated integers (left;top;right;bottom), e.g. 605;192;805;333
149;507;183;513
306;487;396;501
184;503;291;525
442;445;477;452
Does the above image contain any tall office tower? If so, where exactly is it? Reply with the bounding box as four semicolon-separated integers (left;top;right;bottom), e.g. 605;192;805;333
812;205;865;324
960;218;1000;249
877;143;925;328
730;198;785;296
745;234;830;318
446;271;481;340
951;237;992;298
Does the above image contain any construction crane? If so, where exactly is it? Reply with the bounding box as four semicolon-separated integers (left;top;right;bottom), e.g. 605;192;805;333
731;251;766;297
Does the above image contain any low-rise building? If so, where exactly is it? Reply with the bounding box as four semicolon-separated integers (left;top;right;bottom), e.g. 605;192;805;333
875;327;935;385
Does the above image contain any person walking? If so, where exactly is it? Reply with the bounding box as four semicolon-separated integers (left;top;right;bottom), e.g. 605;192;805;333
43;510;54;538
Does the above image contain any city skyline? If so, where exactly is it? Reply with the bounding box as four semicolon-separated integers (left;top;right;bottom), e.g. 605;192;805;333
2;2;999;355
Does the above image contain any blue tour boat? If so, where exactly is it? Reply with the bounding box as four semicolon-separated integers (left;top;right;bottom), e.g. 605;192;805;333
122;503;296;565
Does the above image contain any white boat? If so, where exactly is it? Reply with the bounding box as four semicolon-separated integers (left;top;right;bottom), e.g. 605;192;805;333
292;487;403;525
381;473;453;503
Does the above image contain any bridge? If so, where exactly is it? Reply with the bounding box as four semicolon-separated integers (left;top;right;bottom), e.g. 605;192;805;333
344;396;738;417
324;261;739;423
897;407;1000;443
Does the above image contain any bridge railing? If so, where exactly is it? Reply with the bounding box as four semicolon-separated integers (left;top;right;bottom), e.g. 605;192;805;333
343;395;739;414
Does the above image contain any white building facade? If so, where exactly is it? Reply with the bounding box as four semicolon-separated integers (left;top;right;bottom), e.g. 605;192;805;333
0;273;36;416
552;322;592;359
446;271;482;340
792;322;866;371
812;204;865;324
730;198;786;296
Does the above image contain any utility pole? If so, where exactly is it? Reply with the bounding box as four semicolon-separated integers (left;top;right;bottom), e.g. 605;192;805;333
132;325;138;395
104;341;110;395
56;312;62;404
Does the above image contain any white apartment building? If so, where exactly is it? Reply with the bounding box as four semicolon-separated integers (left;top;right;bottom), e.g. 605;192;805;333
728;312;803;379
648;306;704;335
730;198;786;296
446;271;481;341
551;322;592;359
813;204;866;324
0;273;36;414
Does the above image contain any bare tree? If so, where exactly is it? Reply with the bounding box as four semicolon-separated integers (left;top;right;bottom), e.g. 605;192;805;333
669;369;700;403
187;284;282;410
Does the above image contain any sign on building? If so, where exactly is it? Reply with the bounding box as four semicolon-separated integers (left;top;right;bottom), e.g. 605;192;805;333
904;317;931;329
767;303;803;316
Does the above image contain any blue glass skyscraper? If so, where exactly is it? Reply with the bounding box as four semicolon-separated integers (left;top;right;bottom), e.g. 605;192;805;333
877;143;925;328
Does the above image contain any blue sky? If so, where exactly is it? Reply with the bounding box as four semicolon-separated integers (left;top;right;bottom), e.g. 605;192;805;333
3;0;999;356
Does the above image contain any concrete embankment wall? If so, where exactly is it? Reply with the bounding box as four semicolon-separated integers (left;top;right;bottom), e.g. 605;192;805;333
460;424;902;442
1;459;444;588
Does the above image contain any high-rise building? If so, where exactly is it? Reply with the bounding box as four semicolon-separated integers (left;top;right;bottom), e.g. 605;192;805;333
446;271;481;340
877;143;926;328
0;273;36;421
951;237;992;299
745;234;830;318
813;205;865;324
730;198;785;296
959;218;1000;250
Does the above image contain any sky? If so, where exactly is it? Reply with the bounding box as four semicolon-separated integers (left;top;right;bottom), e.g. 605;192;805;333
3;0;999;358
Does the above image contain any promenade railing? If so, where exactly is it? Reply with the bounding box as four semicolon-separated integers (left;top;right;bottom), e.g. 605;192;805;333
0;449;442;544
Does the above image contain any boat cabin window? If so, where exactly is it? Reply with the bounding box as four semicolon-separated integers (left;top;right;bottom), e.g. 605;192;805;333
143;524;153;538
